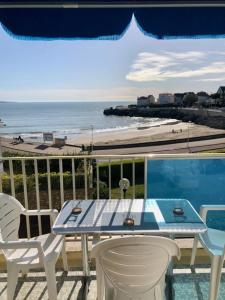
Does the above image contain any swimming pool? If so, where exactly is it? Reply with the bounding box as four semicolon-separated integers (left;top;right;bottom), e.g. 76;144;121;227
147;159;225;230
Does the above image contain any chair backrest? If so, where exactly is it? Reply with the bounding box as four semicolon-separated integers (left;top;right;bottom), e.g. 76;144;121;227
92;236;180;300
0;193;24;243
146;158;225;230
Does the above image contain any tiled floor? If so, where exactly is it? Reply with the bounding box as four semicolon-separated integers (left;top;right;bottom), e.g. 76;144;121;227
0;266;225;300
173;266;225;300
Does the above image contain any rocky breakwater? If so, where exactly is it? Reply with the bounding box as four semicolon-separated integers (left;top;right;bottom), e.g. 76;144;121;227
103;106;225;130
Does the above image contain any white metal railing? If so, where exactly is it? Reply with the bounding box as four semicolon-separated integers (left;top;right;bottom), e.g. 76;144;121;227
1;153;225;237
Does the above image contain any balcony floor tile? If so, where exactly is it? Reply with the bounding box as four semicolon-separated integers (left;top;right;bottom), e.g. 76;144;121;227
0;266;224;299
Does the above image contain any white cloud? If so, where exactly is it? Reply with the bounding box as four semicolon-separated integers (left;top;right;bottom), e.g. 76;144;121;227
197;77;225;82
126;51;225;82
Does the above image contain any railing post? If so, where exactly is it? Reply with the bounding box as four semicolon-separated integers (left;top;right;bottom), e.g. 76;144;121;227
9;159;15;197
132;159;135;199
47;159;52;209
72;158;76;200
0;164;2;193
0;174;2;193
144;157;147;200
96;163;100;200
59;159;64;207
34;159;42;235
84;158;88;200
22;159;31;238
120;160;123;199
108;159;111;200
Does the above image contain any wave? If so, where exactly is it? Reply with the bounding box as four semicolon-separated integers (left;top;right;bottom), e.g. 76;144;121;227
1;118;180;142
94;118;179;134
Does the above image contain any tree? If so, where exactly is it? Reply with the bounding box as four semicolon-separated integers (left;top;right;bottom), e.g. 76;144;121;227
183;93;198;107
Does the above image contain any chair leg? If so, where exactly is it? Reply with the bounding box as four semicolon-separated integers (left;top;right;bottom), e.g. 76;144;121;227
7;262;19;300
209;256;220;300
213;256;224;300
190;235;199;266
44;262;57;300
96;262;104;300
61;241;68;271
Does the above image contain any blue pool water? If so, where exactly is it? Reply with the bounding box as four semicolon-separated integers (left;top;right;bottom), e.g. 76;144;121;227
147;159;225;230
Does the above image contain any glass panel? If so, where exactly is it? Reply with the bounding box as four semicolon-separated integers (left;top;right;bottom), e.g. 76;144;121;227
147;159;225;230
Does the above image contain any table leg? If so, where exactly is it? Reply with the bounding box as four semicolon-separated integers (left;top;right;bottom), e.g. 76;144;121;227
81;234;90;277
81;234;90;299
166;233;175;299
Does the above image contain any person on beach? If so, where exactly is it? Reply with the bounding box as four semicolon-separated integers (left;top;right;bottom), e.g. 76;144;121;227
18;136;24;143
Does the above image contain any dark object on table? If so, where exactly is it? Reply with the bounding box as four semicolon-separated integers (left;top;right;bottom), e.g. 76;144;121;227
72;207;82;215
173;208;184;216
123;217;135;227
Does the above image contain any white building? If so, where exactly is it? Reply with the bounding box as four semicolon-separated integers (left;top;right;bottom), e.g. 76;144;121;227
197;92;209;105
137;95;155;106
158;93;174;104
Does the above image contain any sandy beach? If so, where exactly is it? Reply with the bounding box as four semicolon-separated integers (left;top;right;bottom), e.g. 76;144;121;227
1;121;225;155
68;121;225;146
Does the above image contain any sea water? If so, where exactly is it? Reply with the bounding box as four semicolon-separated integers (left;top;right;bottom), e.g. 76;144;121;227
0;101;174;141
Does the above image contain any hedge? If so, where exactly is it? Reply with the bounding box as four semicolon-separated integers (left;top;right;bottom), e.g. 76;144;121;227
98;160;144;188
1;172;85;194
2;152;84;175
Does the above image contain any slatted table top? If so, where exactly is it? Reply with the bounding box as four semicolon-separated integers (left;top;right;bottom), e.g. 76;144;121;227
53;199;207;235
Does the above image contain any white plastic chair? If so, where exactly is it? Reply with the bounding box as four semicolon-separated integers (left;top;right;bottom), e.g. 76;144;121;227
190;205;225;300
92;236;180;300
0;193;68;300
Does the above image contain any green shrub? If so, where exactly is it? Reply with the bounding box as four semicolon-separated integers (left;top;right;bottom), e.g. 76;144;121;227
92;181;109;199
1;172;85;194
2;152;84;175
98;160;144;188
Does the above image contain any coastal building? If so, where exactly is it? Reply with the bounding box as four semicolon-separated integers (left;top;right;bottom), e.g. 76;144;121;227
158;93;174;104
174;93;186;105
137;95;155;106
217;86;225;99
197;91;209;105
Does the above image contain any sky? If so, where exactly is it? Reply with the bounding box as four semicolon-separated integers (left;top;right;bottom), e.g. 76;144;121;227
1;17;225;102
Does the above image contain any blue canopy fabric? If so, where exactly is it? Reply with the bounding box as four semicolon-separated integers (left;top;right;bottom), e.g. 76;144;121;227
1;2;225;40
135;8;225;39
0;8;133;40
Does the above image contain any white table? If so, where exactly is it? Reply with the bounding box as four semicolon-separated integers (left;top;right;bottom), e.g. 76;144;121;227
53;198;207;298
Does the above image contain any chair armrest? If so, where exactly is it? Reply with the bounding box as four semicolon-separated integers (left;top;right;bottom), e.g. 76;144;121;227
23;209;59;222
0;240;44;260
199;205;225;222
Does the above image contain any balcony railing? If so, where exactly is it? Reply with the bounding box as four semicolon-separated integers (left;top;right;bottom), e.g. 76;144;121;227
1;153;225;238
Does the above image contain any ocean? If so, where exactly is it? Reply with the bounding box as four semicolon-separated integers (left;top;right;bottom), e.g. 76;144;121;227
0;101;172;142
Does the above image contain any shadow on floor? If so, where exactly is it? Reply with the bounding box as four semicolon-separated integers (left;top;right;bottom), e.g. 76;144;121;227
0;266;224;300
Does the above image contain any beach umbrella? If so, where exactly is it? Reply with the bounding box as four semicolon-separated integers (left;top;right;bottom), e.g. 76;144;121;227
0;1;225;40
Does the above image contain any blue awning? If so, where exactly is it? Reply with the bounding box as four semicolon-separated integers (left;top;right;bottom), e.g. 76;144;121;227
0;8;133;40
135;7;225;39
0;1;225;40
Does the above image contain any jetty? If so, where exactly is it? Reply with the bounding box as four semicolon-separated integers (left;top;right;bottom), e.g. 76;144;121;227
104;106;225;130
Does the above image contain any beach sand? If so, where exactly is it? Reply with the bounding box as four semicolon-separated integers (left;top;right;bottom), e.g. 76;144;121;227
1;121;225;155
68;121;225;146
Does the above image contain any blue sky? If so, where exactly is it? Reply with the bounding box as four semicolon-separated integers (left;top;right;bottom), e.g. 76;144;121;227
1;17;225;102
